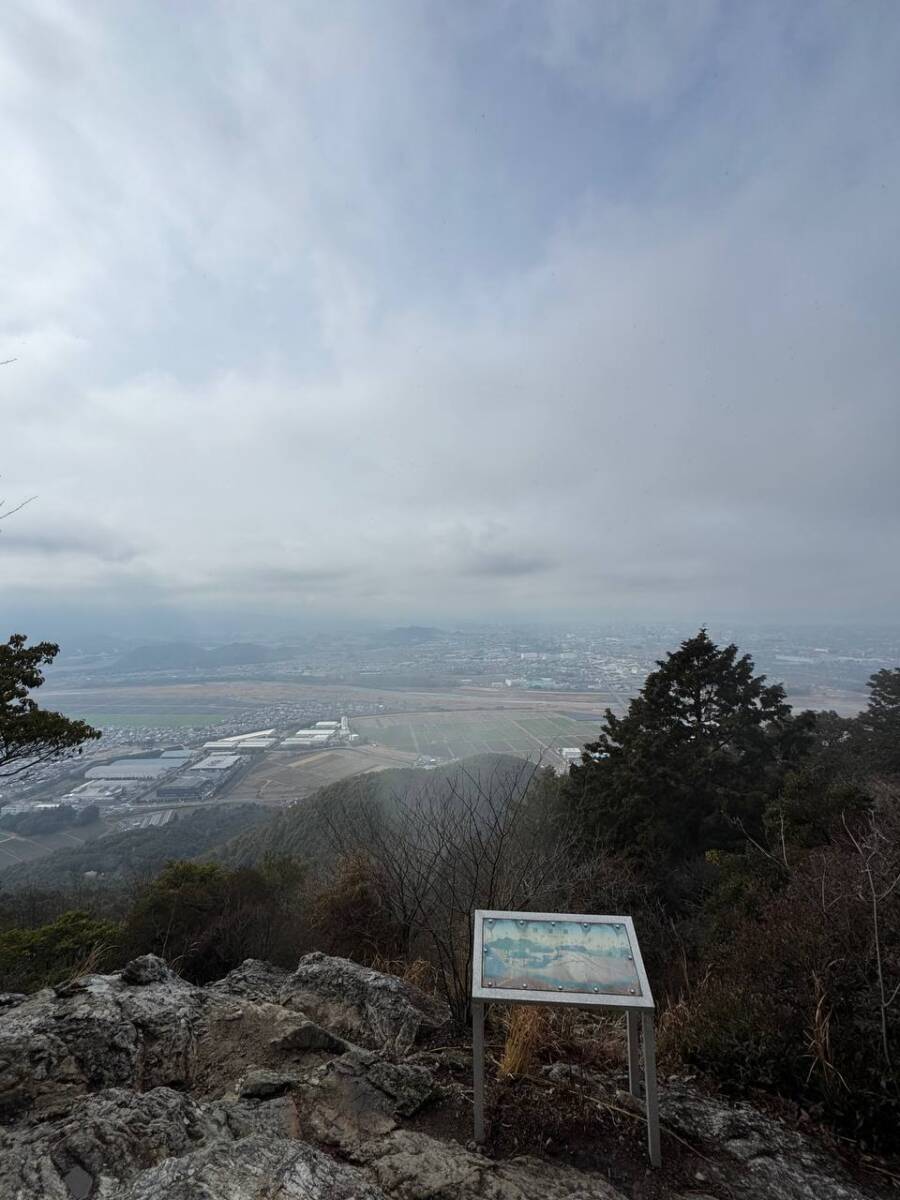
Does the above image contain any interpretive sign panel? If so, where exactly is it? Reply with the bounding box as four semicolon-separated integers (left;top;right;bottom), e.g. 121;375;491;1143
473;911;653;1008
471;909;660;1166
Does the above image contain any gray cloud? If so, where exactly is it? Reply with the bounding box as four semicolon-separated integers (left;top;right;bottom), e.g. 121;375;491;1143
1;2;899;628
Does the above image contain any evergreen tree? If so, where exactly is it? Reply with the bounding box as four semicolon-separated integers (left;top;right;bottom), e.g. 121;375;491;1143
564;629;812;862
0;635;100;781
858;667;900;775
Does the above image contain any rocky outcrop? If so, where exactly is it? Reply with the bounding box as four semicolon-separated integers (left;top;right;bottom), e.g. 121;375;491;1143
279;952;451;1053
356;1130;627;1200
659;1082;872;1200
0;1086;210;1199
0;954;884;1200
0;966;203;1120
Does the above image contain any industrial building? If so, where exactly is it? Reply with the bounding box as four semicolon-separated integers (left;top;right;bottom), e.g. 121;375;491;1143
280;728;336;750
86;758;175;780
157;778;209;802
202;730;277;752
190;754;243;771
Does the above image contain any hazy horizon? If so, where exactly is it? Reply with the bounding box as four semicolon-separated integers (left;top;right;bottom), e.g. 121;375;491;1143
3;3;899;631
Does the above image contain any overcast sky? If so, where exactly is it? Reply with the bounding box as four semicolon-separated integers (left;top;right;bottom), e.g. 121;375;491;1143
2;1;899;635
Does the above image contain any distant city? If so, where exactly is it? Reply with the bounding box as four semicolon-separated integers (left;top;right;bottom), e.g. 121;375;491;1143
2;620;896;874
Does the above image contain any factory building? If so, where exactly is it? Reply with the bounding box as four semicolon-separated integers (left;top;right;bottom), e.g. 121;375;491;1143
201;729;276;752
280;728;336;750
189;754;243;771
157;778;209;802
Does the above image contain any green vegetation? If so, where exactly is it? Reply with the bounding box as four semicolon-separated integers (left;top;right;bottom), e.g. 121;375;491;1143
0;803;99;836
0;910;119;992
1;635;897;1149
563;629;814;861
0;803;268;892
0;635;100;781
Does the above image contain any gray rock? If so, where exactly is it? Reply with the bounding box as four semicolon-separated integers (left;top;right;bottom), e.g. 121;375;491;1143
118;1133;388;1200
208;957;290;1004
0;992;25;1010
660;1081;877;1200
271;1016;350;1054
297;1050;435;1151
205;1093;300;1141
357;1129;627;1199
0;1086;210;1199
281;952;450;1053
120;954;177;986
366;1058;435;1116
238;1068;302;1099
0;968;203;1119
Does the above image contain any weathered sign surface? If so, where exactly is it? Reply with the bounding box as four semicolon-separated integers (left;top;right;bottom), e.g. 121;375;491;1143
471;909;659;1165
473;910;653;1009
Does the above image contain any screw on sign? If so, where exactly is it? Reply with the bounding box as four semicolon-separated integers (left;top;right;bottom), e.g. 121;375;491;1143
470;909;660;1167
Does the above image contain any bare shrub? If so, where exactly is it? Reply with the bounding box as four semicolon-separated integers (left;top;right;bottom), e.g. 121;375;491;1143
318;758;580;1023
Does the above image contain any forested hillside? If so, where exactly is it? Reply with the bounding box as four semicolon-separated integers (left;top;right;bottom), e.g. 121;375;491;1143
1;634;897;1150
0;803;268;892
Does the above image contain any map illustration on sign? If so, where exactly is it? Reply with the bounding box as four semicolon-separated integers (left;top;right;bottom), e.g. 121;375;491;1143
481;917;642;996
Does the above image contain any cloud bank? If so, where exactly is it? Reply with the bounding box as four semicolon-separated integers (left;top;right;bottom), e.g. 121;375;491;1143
1;1;899;630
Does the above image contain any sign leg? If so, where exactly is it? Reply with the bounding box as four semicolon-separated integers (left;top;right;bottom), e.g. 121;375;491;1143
626;1010;641;1099
641;1010;661;1167
472;1000;485;1143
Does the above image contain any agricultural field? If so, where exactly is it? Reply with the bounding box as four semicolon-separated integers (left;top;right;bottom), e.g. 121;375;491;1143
351;709;600;763
227;745;420;806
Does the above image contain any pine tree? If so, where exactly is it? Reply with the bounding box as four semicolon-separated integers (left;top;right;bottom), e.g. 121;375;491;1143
0;635;100;782
564;629;812;862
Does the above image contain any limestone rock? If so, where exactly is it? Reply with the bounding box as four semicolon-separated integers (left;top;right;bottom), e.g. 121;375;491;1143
660;1081;874;1200
0;1086;210;1199
0;969;203;1119
120;954;177;986
297;1049;435;1150
357;1129;627;1199
238;1067;302;1099
118;1133;389;1200
271;1016;350;1054
209;957;290;1004
281;952;450;1053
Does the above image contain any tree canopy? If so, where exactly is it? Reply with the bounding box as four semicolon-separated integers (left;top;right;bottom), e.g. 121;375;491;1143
0;635;100;781
857;667;900;775
564;629;813;862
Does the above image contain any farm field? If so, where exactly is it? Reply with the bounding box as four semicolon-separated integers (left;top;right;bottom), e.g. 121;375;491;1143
351;709;600;763
225;744;421;805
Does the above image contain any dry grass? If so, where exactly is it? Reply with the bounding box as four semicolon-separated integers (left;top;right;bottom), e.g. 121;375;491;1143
499;1006;552;1077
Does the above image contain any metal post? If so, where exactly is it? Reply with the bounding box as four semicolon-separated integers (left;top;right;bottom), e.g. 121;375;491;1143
641;1010;661;1167
472;1000;485;1143
626;1009;641;1099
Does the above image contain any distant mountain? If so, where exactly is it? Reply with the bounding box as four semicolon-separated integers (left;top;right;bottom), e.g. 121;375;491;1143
114;642;282;672
0;804;268;890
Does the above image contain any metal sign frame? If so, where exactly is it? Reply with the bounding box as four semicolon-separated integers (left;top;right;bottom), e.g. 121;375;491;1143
471;908;660;1167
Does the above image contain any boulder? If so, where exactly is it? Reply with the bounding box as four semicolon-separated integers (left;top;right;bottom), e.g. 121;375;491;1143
117;1133;388;1200
238;1068;302;1099
357;1129;628;1199
297;1048;435;1151
281;953;450;1053
660;1081;875;1200
208;957;290;1004
0;1086;210;1200
0;969;203;1119
120;954;177;986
